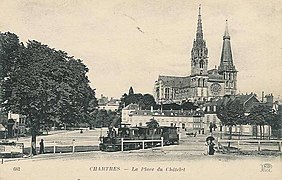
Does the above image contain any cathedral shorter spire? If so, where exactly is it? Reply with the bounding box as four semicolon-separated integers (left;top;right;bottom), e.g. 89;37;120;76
223;19;230;40
219;20;236;72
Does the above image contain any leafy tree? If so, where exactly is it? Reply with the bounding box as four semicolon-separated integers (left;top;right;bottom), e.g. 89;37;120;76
139;94;156;110
0;32;23;124
217;97;245;143
248;104;276;140
118;90;156;111
3;39;97;155
146;118;159;129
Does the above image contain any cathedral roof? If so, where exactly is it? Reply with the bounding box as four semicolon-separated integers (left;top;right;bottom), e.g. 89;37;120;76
158;75;190;88
207;69;224;80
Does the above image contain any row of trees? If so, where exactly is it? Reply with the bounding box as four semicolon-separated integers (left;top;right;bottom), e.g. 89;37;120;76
119;87;156;111
0;32;97;155
217;95;281;140
119;87;198;111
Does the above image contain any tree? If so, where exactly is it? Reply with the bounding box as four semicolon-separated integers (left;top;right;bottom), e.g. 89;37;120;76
217;97;245;143
139;94;156;110
248;104;276;140
0;32;23;124
146;118;159;129
118;90;156;111
4;40;97;155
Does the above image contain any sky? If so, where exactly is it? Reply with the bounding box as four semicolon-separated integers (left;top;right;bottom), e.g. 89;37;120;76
0;0;281;100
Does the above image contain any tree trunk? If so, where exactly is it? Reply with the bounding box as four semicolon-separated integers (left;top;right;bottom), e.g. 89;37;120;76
259;125;262;140
255;125;258;139
262;125;265;140
31;127;37;156
228;126;232;147
239;125;241;140
268;125;271;140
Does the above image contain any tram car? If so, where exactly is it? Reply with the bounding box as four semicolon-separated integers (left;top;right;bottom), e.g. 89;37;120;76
99;124;179;152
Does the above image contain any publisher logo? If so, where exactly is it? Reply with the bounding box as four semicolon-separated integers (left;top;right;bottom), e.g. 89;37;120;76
260;163;272;172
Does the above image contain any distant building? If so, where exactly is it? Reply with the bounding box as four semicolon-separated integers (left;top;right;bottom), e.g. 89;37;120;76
98;94;120;111
122;103;204;132
154;6;237;104
203;93;273;136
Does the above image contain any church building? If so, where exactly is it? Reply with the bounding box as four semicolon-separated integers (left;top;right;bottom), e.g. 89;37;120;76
153;6;237;104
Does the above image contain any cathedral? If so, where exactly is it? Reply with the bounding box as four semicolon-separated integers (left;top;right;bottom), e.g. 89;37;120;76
153;6;237;104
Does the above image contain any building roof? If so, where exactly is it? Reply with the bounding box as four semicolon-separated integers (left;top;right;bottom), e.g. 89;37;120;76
235;94;260;105
123;104;139;110
132;109;202;117
158;75;190;88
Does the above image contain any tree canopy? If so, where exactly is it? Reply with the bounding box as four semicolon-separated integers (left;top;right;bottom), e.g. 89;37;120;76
1;32;97;155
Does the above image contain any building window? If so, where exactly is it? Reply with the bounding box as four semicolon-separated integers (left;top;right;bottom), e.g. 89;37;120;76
165;88;169;99
182;123;185;129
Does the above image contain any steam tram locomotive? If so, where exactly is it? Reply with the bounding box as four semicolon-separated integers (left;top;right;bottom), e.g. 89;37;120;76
99;124;179;152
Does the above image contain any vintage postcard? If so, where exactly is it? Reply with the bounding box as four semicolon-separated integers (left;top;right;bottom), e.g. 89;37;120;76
0;0;281;180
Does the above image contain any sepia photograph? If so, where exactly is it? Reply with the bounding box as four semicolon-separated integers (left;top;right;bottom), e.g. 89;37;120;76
0;0;281;179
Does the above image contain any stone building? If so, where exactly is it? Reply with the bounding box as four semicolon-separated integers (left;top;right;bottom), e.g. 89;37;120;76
154;6;237;104
122;104;204;132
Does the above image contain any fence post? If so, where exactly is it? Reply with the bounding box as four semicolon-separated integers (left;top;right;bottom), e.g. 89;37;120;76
258;140;261;151
279;141;281;152
161;137;163;148
72;139;75;153
121;138;124;152
53;141;56;154
142;141;145;150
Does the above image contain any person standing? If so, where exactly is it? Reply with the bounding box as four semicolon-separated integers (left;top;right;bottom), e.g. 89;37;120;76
39;139;44;154
205;133;215;155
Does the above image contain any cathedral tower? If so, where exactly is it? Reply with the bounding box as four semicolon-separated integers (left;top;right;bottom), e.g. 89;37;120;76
218;20;237;95
191;5;208;76
190;5;209;100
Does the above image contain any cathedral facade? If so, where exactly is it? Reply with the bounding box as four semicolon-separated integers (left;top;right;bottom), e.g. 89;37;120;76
153;6;237;104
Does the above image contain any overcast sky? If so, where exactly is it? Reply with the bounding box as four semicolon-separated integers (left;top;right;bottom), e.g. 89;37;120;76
1;0;281;100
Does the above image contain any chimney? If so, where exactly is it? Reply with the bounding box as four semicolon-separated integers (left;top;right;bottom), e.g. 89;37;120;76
262;91;264;102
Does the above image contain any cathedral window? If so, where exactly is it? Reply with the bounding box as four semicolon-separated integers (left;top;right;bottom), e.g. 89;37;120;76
199;60;204;68
202;79;205;87
198;79;201;87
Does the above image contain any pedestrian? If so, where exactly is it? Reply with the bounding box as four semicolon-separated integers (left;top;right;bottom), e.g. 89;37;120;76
206;133;215;155
209;122;213;133
39;139;44;154
213;123;217;131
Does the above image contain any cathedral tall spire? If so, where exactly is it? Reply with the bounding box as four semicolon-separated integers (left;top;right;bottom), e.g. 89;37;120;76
191;4;208;76
196;4;203;40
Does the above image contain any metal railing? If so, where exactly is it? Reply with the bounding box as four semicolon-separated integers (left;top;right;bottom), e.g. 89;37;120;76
217;139;282;152
121;137;164;152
